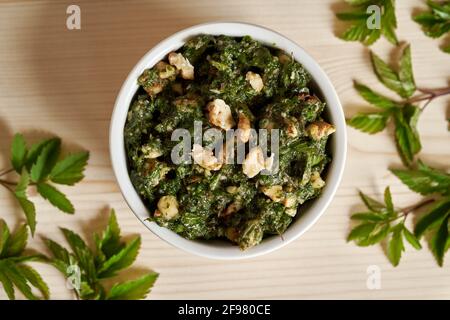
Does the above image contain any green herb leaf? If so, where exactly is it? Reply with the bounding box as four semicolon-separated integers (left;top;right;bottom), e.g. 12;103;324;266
45;209;158;300
30;138;61;182
97;209;123;259
384;187;395;215
17;264;50;299
60;228;95;280
36;183;74;214
381;0;398;45
391;161;450;196
414;198;450;238
50;151;89;185
1;259;37;300
347;222;376;242
398;45;416;96
98;237;141;278
413;0;450;53
25;139;52;170
43;238;72;274
353;81;398;109
11;134;27;173
431;215;449;266
387;223;405;266
5;224;28;257
0;269;15;299
106;272;159;300
14;172;36;235
402;226;422;250
0;220;10;257
371;48;416;98
336;0;398;45
393;105;421;166
347;112;390;134
359;191;386;213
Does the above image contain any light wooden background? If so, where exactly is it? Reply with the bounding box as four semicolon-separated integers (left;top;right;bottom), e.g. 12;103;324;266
0;0;449;300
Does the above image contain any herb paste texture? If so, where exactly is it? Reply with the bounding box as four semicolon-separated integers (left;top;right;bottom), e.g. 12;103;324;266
124;35;335;250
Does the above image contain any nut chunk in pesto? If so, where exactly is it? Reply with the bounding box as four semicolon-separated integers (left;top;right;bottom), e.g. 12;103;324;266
124;35;335;250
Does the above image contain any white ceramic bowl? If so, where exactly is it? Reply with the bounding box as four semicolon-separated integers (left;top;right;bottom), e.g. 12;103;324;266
110;22;347;260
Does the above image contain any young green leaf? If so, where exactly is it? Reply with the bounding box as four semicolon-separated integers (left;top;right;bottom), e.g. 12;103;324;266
60;228;95;279
5;224;28;257
414;199;450;238
391;161;450;196
336;0;398;46
11;134;27;173
0;220;49;300
387;223;405;266
97;209;123;259
402;226;422;250
359;191;386;212
106;273;159;300
17;264;50;299
2;260;37;300
413;0;450;53
384;187;394;215
347;112;390;134
14;172;36;235
98;237;141;278
25;139;53;170
0;220;10;257
431;215;449;266
45;209;158;300
398;45;416;96
347;222;376;242
353;81;398;109
393;105;421;166
0;269;15;299
49;151;89;186
30;138;61;182
370;47;416;98
381;0;398;45
36;183;74;214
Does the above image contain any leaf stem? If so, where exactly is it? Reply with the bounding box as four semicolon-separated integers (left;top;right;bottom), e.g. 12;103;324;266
0;168;14;177
0;178;17;186
407;86;450;110
400;198;436;216
0;181;15;194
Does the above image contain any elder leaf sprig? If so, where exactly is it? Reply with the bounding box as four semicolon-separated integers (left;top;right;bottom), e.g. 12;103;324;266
348;161;450;266
0;134;89;235
347;44;450;166
413;0;450;54
0;220;49;299
44;209;158;300
336;0;398;46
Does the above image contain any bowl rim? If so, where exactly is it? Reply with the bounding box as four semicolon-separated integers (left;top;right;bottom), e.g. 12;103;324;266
110;21;347;260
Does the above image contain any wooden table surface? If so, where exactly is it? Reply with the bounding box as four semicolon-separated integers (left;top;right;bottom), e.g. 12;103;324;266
0;0;449;300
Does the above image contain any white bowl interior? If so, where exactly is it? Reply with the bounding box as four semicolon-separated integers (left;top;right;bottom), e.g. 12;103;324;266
110;22;347;260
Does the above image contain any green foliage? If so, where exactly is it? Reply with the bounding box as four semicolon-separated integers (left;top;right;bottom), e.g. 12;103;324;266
44;209;158;300
348;162;450;266
347;44;423;166
336;0;398;45
413;0;450;53
0;220;48;300
2;134;89;234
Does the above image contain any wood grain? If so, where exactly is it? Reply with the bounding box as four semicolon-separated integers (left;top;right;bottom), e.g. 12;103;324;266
0;0;449;300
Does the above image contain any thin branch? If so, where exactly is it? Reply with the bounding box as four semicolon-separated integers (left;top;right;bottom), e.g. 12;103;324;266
407;86;450;109
401;198;436;216
0;168;14;176
0;179;17;186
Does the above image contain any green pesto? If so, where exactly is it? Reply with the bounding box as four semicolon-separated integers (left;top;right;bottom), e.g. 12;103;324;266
124;35;334;250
